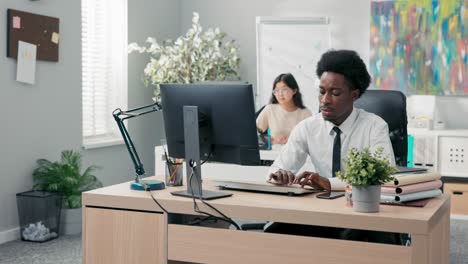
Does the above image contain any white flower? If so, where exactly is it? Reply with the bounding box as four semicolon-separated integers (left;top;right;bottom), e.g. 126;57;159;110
128;12;241;102
192;12;199;24
127;42;145;53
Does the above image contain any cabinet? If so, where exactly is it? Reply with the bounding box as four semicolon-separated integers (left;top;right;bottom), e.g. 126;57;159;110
408;128;468;178
444;183;468;215
83;207;166;264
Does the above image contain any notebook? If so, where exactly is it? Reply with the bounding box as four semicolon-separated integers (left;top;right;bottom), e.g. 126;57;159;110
394;166;428;174
214;181;321;196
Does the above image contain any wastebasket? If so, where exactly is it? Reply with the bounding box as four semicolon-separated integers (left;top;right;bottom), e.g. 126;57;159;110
16;191;62;242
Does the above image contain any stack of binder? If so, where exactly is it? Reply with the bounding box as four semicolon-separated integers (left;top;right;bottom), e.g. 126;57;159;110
381;171;442;204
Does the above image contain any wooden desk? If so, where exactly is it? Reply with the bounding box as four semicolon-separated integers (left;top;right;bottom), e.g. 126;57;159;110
82;178;450;264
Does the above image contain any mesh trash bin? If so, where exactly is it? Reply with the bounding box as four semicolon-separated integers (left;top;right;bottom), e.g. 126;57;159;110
16;191;62;242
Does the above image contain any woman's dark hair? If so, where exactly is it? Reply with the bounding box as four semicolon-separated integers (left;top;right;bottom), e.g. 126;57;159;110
316;50;371;97
269;73;306;109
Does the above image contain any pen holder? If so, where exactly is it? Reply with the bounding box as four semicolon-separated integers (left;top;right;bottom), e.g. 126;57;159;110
165;159;184;186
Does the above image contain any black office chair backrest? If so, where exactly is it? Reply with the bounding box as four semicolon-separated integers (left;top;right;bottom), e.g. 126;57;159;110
354;90;408;167
256;105;266;119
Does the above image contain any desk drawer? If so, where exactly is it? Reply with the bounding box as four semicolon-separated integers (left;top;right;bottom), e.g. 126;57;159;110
168;224;411;264
444;183;468;215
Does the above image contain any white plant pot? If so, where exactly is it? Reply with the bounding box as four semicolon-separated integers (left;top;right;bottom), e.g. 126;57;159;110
352;185;381;213
60;207;82;235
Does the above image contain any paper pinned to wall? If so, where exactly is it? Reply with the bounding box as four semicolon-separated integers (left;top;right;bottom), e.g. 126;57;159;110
12;16;21;29
16;41;37;85
51;32;59;44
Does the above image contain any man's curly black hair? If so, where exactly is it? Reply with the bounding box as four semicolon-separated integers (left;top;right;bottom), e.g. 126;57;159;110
316;50;371;97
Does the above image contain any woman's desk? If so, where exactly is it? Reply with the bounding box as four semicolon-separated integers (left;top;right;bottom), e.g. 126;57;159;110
154;145;315;183
259;143;283;160
82;178;450;264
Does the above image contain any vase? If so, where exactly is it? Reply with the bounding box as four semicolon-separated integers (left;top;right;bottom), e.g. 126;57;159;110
352;185;381;213
60;207;82;235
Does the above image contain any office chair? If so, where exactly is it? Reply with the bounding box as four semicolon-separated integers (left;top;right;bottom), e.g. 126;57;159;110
354;90;408;167
256;105;266;119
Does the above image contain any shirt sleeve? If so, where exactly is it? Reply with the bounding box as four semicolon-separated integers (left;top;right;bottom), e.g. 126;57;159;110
267;123;309;180
256;105;269;133
370;120;396;167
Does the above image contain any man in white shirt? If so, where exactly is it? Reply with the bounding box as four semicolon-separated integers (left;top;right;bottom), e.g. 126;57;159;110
268;50;395;191
266;50;400;244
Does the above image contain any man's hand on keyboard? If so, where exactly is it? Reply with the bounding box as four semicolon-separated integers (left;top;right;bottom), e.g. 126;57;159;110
268;169;295;185
294;171;331;191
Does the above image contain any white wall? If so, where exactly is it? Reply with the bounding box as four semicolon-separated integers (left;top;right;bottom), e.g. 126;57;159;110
0;0;180;241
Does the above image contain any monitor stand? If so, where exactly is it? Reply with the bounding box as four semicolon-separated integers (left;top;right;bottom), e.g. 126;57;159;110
170;106;232;200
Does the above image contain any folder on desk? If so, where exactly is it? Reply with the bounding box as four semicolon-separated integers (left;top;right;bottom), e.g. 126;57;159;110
381;198;431;207
381;180;442;195
394;166;427;174
384;171;441;187
381;189;442;203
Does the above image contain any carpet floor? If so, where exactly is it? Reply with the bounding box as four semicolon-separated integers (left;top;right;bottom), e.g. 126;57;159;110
0;234;80;264
0;219;467;264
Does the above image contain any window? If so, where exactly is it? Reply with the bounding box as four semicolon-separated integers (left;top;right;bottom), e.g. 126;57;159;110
82;0;128;149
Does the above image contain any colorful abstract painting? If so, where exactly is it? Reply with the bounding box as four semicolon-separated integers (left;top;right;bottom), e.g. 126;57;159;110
370;0;467;95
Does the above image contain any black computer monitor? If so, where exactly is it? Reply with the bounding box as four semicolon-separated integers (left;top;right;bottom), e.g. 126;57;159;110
160;83;260;199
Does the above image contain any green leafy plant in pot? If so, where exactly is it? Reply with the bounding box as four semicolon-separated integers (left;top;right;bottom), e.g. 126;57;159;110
33;150;102;209
336;147;397;213
32;150;102;235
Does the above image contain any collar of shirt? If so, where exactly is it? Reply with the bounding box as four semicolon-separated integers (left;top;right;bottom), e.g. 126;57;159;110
324;107;359;137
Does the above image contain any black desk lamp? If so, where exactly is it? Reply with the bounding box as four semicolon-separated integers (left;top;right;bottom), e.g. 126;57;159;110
112;102;165;191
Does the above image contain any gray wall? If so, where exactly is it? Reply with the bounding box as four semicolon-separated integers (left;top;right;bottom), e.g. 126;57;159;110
179;0;371;105
0;0;180;237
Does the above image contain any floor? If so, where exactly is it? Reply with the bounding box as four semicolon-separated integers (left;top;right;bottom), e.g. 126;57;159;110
0;234;80;264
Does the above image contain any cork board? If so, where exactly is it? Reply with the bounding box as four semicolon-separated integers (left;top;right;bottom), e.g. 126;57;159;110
7;9;59;62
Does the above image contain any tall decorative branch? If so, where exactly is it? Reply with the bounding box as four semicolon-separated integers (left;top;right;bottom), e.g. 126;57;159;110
128;12;241;102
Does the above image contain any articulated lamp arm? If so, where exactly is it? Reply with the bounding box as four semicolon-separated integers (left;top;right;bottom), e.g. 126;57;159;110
112;102;163;189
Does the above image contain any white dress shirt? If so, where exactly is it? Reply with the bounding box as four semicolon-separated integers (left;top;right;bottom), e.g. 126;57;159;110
268;108;396;190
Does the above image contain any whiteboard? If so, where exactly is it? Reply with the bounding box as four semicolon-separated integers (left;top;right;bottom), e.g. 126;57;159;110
256;17;331;113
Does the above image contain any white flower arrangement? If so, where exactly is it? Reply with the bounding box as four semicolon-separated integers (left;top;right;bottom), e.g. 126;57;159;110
128;12;241;102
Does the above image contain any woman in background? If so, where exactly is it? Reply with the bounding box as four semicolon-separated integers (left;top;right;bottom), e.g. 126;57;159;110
256;73;312;145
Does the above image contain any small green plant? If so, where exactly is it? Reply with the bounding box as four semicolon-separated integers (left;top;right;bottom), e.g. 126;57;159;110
32;150;102;209
336;147;397;186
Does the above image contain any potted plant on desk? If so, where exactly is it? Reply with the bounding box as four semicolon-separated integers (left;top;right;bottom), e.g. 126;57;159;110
33;150;102;234
337;147;397;213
